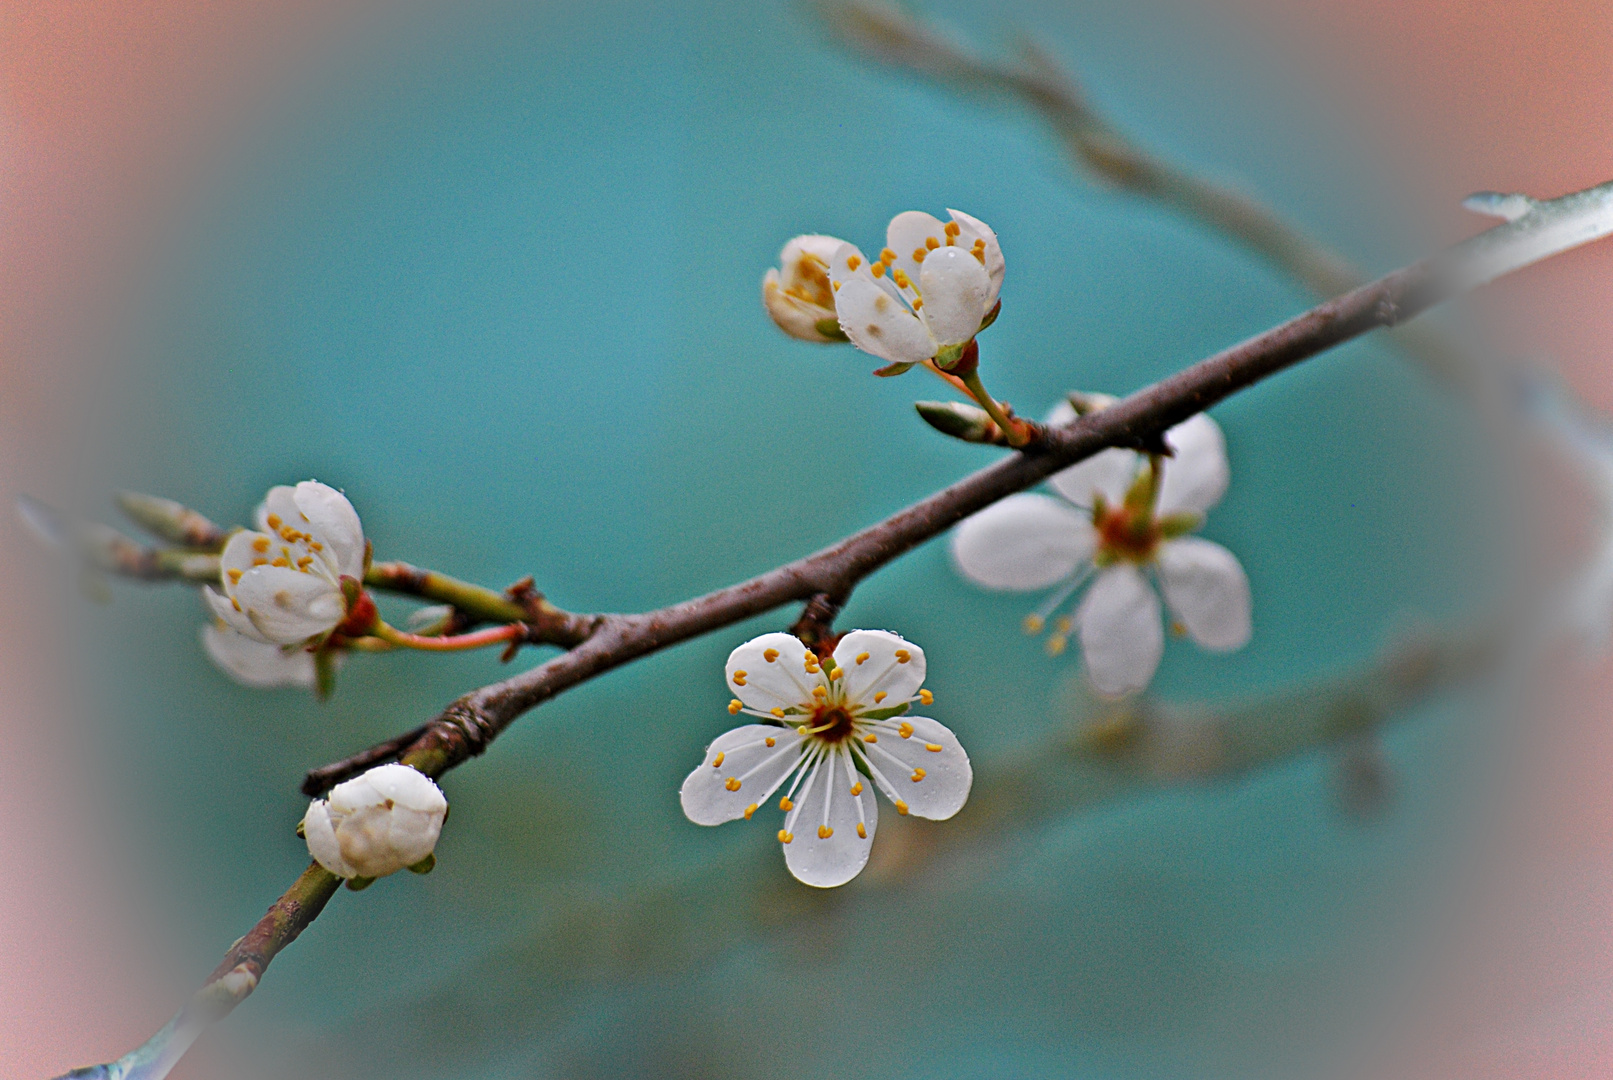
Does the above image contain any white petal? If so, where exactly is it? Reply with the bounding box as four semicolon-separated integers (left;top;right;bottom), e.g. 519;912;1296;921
950;493;1095;590
232;567;346;644
884;210;950;298
763;269;837;343
946;208;1005;310
205;585;268;641
219;529;272;583
782;747;879;888
201;623;317;689
254;486;299;533
293;481;366;579
861;714;971;820
1157;538;1251;652
302;800;353;878
916;246;990;347
1044;400;1143;509
1157;413;1230;516
833;629;925;710
1076;565;1164;697
833;276;936;364
726;632;816;713
361;762;448;814
680;724;806;826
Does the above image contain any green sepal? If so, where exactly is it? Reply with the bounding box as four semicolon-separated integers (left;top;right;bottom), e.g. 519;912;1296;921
872;360;916;378
344;876;375;892
814;318;849;342
407;854;436;875
1157;512;1202;539
977;299;1001;333
858;702;912;722
295;820;306;839
932;341;967;369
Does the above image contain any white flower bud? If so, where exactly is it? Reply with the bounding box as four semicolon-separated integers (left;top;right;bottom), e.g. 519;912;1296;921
302;763;447;880
762;234;848;343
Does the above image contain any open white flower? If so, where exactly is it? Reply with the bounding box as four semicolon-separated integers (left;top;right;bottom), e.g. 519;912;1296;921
200;621;322;690
952;400;1250;696
680;629;971;888
762;234;848;343
827;208;1003;370
302;762;447;881
205;481;365;646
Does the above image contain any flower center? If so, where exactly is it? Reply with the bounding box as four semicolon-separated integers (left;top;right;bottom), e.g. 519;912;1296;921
1095;503;1160;564
787;253;834;309
802;703;857;744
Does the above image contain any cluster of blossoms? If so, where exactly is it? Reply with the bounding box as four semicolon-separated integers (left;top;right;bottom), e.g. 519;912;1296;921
202;480;368;689
302;762;448;883
763;208;1004;373
681;630;971;887
951;396;1251;696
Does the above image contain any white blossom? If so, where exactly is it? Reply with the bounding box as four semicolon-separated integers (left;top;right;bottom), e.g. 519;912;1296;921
302;763;447;880
200;621;324;690
827;208;1003;369
951;400;1250;696
762;234;848;343
680;630;971;888
205;481;365;646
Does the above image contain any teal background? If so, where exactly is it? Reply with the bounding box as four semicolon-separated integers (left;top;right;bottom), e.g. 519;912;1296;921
83;0;1504;1076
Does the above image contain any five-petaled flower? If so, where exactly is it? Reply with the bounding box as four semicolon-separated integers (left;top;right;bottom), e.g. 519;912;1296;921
302;762;447;881
762;234;848;343
206;480;367;646
680;630;971;888
951;398;1251;696
827;209;1004;372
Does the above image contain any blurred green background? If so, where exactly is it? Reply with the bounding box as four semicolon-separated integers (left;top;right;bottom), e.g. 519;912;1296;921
81;0;1505;1075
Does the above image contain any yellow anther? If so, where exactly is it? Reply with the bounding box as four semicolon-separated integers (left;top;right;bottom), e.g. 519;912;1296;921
850;781;862;796
725;777;742;791
728;699;742;714
880;247;897;263
911;768;926;782
251;537;271;554
780;797;794;811
763;648;780;662
925;743;943;753
744;803;758;819
846;254;861;271
892;268;911;289
1055;616;1073;634
1023;614;1045;634
855;652;870;665
733;670;748;686
871;261;887;277
1172;620;1187;637
270;557;291;568
803;650;817;664
712;752;726;768
265;514;282;530
972;248;986;264
863;733;878;744
894;649;911;664
770;708;784;719
778;830;794;844
1045;635;1067;657
812;685;827;698
944;221;961;237
874;691;887;704
804;665;821;675
925;236;940;250
818;825;834;839
912;247;928;262
856;823;867;838
231;598;242;612
832;280;840;292
911;297;923;310
828;668;842;681
280;527;299;542
919;689;933;705
765;736;776;746
972;237;985;250
310;541;323;552
895;799;909;816
251;557;268;568
297;556;313;570
226;568;243;583
898;721;914;739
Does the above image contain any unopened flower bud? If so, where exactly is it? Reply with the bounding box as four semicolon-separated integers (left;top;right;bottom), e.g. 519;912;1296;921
762;235;849;343
914;400;1008;445
115;490;227;550
302;763;447;880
